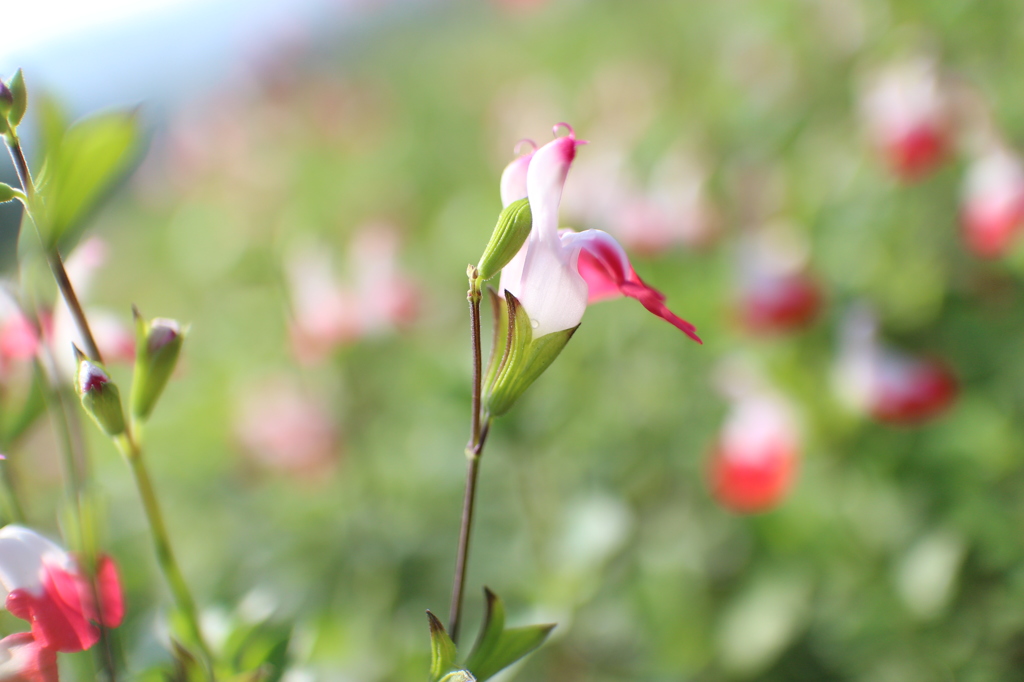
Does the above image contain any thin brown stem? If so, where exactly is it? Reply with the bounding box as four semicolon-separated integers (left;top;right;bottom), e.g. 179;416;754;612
47;250;104;363
448;452;480;644
3;135;104;363
448;270;487;644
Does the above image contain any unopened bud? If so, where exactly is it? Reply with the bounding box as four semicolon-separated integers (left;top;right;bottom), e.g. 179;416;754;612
0;81;12;114
130;309;185;420
476;198;532;281
6;69;26;127
439;672;475;682
75;350;126;437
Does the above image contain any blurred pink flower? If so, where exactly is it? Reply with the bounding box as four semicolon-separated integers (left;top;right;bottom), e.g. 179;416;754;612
861;58;950;181
498;125;701;342
286;225;418;364
0;525;123;663
564;146;718;256
710;394;800;514
961;147;1024;258
735;223;822;334
0;632;58;682
234;378;340;478
834;307;957;425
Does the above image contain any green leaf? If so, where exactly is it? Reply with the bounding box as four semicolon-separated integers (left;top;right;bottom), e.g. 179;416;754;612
38;107;142;248
484;291;577;417
463;588;505;674
427;611;458;682
462;590;555;682
8;69;26;127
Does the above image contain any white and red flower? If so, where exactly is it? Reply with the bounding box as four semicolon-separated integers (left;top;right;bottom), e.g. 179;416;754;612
834;307;957;424
961;147;1024;258
0;526;123;682
861;58;950;181
709;393;800;514
735;223;822;334
497;125;701;342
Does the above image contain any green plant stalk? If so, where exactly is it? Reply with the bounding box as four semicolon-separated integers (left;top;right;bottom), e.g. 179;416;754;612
0;461;26;524
116;429;215;677
448;270;493;644
3;133;104;363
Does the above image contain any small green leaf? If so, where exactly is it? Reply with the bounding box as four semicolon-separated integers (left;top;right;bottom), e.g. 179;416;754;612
484;291;577;417
476;198;532;281
8;70;26;127
38;107;142;248
463;588;505;674
462;590;555;682
427;611;458;682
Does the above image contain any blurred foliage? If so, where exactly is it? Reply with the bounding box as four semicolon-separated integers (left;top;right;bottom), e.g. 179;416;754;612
6;0;1024;680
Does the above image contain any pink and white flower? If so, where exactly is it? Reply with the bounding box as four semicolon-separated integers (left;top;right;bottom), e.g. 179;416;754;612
0;632;58;682
0;525;123;682
497;125;701;342
961;147;1024;258
861;58;950;181
833;307;957;424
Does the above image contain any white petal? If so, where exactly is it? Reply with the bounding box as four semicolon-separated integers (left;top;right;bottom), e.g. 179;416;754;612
0;526;67;598
505;239;587;338
500;152;532;207
526;136;577;244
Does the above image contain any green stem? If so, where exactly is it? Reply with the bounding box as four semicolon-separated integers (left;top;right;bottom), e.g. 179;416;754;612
116;431;214;678
0;462;26;524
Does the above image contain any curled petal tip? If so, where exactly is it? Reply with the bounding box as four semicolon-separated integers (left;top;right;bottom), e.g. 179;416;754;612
513;139;537;156
553;122;575;138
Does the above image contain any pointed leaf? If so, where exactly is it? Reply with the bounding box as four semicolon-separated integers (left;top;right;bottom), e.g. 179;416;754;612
466;623;555;681
427;611;458;682
38;108;142;248
463;588;506;675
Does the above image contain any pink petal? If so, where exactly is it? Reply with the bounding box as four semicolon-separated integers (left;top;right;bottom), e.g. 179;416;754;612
93;556;124;628
0;632;59;682
572;230;701;343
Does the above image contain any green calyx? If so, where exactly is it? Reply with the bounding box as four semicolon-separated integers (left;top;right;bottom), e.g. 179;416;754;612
484;290;578;418
476;198;532;281
7;70;26;128
130;308;186;420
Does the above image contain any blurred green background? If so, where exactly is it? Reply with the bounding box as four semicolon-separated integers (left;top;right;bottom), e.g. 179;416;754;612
6;0;1024;680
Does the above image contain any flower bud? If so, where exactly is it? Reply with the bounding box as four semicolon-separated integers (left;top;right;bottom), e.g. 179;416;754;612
130;309;184;420
6;69;26;127
476;198;532;281
75;349;126;437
